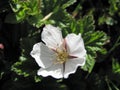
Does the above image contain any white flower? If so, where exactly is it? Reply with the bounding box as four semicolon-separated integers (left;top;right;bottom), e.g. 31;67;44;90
30;25;86;79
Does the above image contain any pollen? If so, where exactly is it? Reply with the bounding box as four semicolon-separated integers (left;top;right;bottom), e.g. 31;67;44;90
55;48;68;64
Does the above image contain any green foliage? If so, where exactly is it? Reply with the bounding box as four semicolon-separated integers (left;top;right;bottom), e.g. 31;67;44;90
82;54;95;73
5;0;76;28
11;56;29;77
98;16;117;26
98;0;120;26
108;0;120;16
112;58;120;74
6;0;40;23
79;16;108;73
28;0;76;28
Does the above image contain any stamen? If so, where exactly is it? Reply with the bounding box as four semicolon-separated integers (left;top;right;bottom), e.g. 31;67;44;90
52;40;69;64
54;48;68;64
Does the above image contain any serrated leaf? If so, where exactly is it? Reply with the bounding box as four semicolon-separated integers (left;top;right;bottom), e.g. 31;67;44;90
9;0;41;23
41;0;77;15
27;14;43;28
82;16;108;73
81;54;95;73
112;58;120;74
84;31;107;46
26;0;40;15
109;0;119;15
81;15;95;35
63;15;95;35
34;75;42;82
50;8;72;26
11;59;30;77
62;0;77;9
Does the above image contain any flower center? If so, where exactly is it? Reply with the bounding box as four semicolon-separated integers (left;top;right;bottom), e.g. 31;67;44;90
55;48;68;64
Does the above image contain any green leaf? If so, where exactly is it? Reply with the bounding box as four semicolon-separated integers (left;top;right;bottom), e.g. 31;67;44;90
112;58;120;74
41;0;77;15
81;54;95;73
62;0;77;9
80;15;95;35
84;31;107;47
34;75;42;82
11;57;29;77
109;0;119;15
16;9;26;21
98;16;117;26
49;8;72;27
26;0;40;15
8;0;77;27
82;17;108;73
8;0;41;23
27;14;43;28
64;15;95;35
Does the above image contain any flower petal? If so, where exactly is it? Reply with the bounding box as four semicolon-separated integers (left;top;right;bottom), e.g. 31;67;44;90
65;33;86;58
30;42;55;68
37;64;63;79
42;25;63;49
64;57;85;78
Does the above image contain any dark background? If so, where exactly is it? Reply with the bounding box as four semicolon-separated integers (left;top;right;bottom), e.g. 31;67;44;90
0;0;120;90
